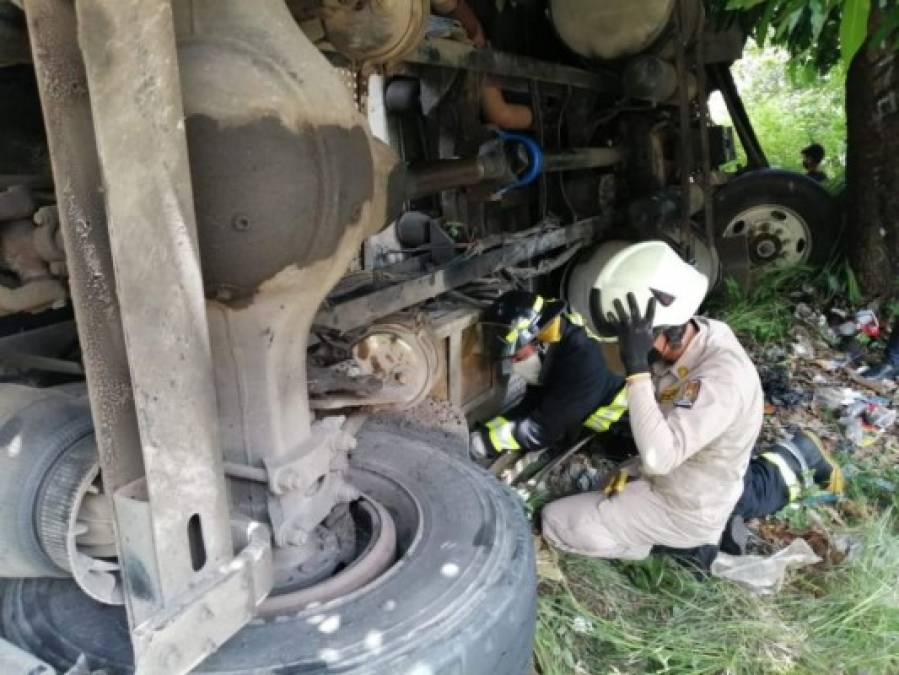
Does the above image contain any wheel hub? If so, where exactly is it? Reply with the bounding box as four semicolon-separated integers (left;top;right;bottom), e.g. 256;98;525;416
723;204;811;268
749;231;783;264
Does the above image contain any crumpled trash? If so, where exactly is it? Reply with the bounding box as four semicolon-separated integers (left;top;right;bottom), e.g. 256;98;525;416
864;403;897;429
792;332;815;359
760;365;812;407
711;538;822;594
814;386;864;411
855;309;880;338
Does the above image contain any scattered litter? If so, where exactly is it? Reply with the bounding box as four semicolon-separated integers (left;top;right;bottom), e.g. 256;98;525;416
760;365;812;407
755;520;849;566
855;309;880;338
712;539;821;594
791;332;815;359
814;387;864;411
864;403;896;430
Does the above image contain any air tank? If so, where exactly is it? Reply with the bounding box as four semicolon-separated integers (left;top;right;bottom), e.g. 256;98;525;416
549;0;701;61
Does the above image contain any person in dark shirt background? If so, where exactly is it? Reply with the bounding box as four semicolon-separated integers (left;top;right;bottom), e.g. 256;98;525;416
801;143;828;183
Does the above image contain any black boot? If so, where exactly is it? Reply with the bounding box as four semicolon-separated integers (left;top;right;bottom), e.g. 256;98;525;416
774;430;844;495
650;544;719;579
719;514;751;556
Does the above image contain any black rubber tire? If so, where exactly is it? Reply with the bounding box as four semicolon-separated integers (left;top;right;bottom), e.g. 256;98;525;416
714;169;839;268
1;427;537;674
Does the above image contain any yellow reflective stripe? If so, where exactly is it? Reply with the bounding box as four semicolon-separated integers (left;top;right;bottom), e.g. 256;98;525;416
537;316;562;343
533;296;545;313
584;387;628;433
566;311;604;342
504;329;518;343
486;416;521;452
566;311;584;326
762;452;801;502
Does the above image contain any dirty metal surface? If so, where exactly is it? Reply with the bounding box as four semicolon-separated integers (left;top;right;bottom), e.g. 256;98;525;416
312;321;440;410
23;0;145;500
77;2;252;668
314;217;604;332
128;519;273;675
406;38;618;92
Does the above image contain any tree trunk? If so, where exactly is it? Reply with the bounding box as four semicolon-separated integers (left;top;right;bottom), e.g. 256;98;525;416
846;6;899;298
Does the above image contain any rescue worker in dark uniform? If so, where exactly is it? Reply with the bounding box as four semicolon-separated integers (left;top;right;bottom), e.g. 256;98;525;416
468;290;627;463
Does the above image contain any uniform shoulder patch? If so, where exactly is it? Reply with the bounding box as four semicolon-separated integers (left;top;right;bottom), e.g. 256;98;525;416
677;366;690;379
659;385;681;403
674;379;702;409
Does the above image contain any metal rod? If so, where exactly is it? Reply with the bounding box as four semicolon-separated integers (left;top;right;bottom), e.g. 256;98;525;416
712;63;769;169
223;462;268;483
694;22;718;259
542;147;623;172
674;0;695;260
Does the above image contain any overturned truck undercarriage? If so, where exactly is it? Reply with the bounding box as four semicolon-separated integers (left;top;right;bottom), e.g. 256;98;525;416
0;0;840;673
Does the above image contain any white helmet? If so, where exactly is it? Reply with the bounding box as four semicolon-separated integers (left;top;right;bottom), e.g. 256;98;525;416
592;241;709;330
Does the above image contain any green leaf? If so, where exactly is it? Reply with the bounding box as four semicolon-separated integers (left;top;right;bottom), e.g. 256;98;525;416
756;0;780;44
840;0;872;69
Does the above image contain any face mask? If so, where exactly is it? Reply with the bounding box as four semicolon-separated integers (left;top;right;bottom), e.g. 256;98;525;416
511;351;543;385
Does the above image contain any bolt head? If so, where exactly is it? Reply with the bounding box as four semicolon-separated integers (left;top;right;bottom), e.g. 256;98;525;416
286;527;308;546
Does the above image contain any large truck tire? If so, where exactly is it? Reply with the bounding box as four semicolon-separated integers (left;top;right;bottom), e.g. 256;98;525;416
1;426;537;674
715;169;839;270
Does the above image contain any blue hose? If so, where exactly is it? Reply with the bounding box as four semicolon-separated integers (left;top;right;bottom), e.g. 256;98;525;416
496;131;543;195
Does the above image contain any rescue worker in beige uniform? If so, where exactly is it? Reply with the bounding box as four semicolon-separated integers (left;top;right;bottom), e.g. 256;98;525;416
541;242;841;562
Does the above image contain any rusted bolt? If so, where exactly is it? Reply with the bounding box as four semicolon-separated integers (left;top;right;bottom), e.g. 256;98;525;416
232;213;251;231
286;526;308;546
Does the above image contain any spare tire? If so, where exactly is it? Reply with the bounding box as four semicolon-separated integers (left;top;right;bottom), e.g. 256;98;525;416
1;425;537;674
715;169;839;270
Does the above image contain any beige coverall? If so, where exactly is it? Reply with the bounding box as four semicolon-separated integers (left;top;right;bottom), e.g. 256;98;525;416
542;318;764;559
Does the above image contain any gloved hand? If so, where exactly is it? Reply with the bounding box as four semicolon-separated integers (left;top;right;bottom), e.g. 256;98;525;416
603;470;629;498
590;289;656;376
601;458;641;498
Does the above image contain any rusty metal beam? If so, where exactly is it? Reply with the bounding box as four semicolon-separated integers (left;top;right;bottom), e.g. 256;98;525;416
23;0;146;607
406;38;618;92
75;0;271;671
314;217;603;332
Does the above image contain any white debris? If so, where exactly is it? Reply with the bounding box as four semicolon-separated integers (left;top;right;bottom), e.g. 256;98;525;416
318;615;341;634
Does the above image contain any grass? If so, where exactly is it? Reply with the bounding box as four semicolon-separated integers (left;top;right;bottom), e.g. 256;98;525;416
707;258;864;345
535;497;899;674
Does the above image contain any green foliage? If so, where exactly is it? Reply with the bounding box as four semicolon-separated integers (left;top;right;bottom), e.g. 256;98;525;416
707;265;818;343
707;0;899;74
716;44;847;178
841;0;873;68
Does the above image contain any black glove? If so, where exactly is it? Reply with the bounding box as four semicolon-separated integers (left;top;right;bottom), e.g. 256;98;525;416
590;289;656;376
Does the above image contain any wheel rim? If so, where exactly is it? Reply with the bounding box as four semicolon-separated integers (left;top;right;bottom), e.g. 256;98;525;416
722;204;811;267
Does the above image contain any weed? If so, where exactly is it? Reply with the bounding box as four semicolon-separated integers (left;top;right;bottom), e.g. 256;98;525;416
707;265;817;343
